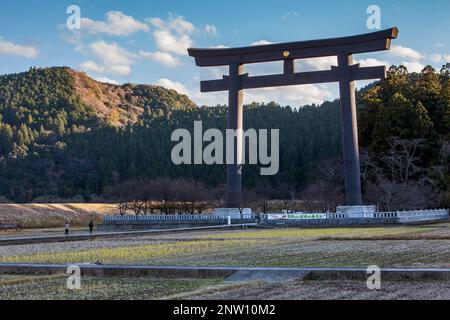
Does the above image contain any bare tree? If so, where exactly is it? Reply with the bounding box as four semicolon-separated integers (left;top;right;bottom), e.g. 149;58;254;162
253;183;275;214
362;138;433;210
382;138;424;185
360;150;380;183
104;181;135;215
176;180;211;214
300;158;345;211
365;178;430;211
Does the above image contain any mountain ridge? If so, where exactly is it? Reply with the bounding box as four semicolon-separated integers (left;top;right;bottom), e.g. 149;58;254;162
0;66;197;128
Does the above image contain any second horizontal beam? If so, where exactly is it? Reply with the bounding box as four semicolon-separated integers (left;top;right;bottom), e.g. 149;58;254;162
200;65;386;92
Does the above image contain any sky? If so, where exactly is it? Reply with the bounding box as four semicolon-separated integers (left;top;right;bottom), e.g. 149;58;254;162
0;0;449;107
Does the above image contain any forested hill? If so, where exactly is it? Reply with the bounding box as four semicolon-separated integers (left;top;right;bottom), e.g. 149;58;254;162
0;65;449;209
0;66;196;132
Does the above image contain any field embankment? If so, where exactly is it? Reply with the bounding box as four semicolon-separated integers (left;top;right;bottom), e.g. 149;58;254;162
0;204;117;228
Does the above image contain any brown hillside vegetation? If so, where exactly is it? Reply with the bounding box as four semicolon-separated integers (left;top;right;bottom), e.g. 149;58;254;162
0;204;116;228
68;68;197;126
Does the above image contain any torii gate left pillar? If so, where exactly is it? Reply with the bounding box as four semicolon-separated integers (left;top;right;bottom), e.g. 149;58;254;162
338;54;362;205
226;63;244;207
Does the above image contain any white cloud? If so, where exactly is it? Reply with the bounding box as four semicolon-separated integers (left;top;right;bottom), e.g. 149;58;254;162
356;58;390;68
147;17;166;30
153;29;192;55
168;15;195;34
210;45;229;49
245;85;332;107
90;41;136;65
298;56;337;70
201;67;228;79
80;61;104;73
80;60;132;76
95;77;119;85
156;78;190;95
430;54;443;63
403;61;425;73
281;11;299;20
429;53;450;64
80;41;136;76
251;40;274;46
0;38;38;58
386;45;428;72
147;14;195;56
139;50;181;67
389;45;424;61
204;24;218;37
81;11;149;36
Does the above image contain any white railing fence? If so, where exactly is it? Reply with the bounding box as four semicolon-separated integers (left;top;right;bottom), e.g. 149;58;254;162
261;209;449;221
104;213;255;222
104;209;448;223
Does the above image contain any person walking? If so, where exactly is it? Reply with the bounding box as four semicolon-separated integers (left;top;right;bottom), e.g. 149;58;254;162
88;220;94;235
64;222;70;236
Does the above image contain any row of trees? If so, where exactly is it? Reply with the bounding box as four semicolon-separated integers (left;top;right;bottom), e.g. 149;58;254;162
104;178;217;215
103;177;298;215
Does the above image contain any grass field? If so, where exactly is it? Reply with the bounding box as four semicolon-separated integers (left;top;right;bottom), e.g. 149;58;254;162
183;280;450;300
0;203;117;228
0;223;448;300
1;224;449;268
1;275;448;300
0;275;222;300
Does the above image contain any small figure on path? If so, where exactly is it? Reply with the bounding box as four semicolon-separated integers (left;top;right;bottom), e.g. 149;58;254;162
88;220;94;235
64;222;70;236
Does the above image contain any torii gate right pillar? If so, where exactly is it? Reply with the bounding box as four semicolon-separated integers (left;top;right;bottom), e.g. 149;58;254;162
338;53;363;206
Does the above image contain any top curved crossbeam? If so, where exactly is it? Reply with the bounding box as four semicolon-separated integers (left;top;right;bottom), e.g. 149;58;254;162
188;28;398;67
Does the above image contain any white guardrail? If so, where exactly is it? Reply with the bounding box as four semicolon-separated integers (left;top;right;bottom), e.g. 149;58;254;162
104;209;448;223
104;213;255;222
261;209;449;221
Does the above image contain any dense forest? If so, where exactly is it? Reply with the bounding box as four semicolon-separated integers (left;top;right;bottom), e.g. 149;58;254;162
0;65;448;210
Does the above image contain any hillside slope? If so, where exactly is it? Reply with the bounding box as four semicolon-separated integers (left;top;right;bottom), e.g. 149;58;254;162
68;68;196;126
0;66;196;129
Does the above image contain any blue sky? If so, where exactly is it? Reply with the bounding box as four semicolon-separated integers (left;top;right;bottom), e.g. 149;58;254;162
0;0;449;106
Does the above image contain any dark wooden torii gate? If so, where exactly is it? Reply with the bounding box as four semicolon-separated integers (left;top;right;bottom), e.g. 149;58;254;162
188;27;399;207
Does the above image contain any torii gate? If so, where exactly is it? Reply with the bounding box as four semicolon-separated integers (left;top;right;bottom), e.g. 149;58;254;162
188;27;399;207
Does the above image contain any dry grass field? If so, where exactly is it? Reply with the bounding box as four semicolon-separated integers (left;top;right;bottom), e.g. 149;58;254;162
1;224;449;268
0;223;448;300
181;280;450;300
1;275;448;300
0;203;117;228
0;275;222;300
